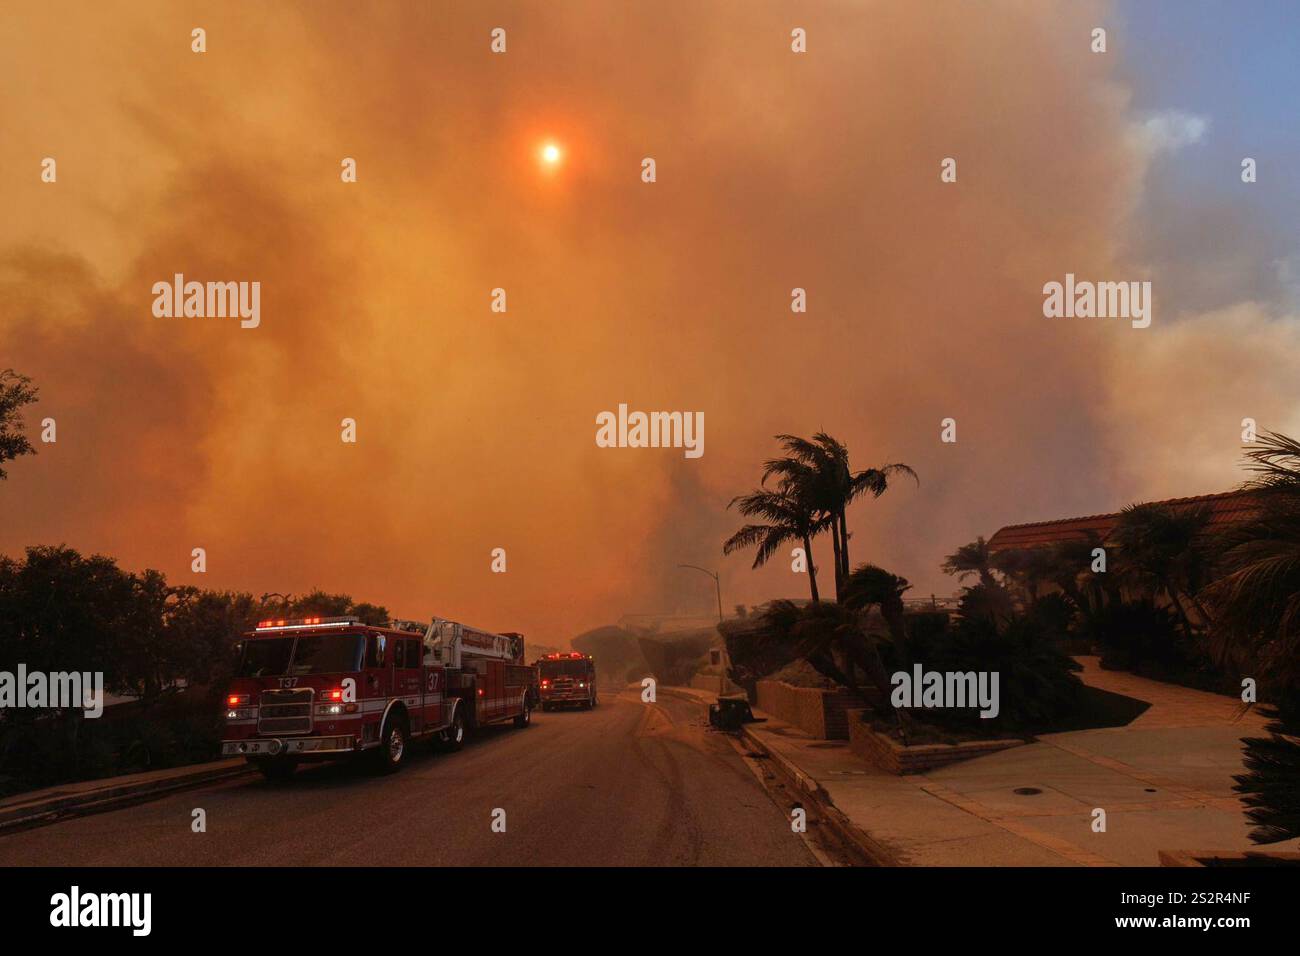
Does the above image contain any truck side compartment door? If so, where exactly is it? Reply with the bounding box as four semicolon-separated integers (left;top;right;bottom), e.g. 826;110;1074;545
422;631;444;731
395;637;423;733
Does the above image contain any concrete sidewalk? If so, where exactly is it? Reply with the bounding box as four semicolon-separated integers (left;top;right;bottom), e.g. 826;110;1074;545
666;666;1300;867
0;759;251;831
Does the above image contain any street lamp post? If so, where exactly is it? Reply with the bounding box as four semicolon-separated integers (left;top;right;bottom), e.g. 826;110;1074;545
677;564;731;694
676;564;722;622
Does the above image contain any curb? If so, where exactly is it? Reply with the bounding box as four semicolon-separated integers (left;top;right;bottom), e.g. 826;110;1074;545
0;760;254;834
659;686;901;867
737;723;902;867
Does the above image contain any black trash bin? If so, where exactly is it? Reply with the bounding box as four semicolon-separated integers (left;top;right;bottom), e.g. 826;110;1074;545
708;695;764;731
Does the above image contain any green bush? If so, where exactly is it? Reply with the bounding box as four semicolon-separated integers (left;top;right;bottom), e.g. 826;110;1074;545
1028;592;1077;643
1084;598;1189;672
1235;690;1300;843
901;602;1084;733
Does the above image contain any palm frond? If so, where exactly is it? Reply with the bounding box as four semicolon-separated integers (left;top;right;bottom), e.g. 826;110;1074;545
1241;430;1300;492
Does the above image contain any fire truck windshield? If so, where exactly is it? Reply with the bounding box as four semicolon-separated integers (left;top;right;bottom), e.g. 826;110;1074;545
236;633;364;678
289;634;364;675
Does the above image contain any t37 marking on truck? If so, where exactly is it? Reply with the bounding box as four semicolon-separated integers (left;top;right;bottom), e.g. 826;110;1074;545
222;616;538;780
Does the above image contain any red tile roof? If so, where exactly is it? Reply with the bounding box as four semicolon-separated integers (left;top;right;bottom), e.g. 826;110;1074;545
987;490;1262;552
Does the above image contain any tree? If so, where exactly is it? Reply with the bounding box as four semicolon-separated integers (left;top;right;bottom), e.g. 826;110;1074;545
942;537;997;589
1236;428;1300;493
1202;431;1300;679
1234;699;1300;844
1112;502;1214;642
280;590;390;626
841;563;912;656
762;432;916;598
1045;533;1114;625
0;546;135;685
0;368;39;480
723;487;829;602
165;587;261;692
1205;430;1300;844
991;547;1058;608
117;568;174;706
720;598;895;710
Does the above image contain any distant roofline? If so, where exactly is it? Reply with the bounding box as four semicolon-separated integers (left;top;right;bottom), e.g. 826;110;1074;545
987;488;1261;552
992;489;1250;534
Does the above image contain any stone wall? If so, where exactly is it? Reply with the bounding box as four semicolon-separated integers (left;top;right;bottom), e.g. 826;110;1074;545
755;680;865;739
847;709;1023;774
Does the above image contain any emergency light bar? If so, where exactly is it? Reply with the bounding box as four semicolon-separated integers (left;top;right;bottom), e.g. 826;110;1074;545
254;615;361;631
544;652;590;659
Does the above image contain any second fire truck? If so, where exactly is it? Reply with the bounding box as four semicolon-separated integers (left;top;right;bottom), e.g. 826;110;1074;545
222;615;538;779
536;651;598;710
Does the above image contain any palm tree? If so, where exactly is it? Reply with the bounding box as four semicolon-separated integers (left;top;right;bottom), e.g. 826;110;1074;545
1112;502;1214;641
842;564;912;648
841;563;914;670
1202;431;1300;677
942;537;997;589
1043;534;1113;627
763;433;916;598
1237;428;1300;493
723;487;829;602
1235;698;1300;844
1204;430;1300;844
990;547;1059;608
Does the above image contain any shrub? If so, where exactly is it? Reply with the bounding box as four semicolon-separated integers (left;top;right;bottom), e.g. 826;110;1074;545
1235;690;1300;843
1028;592;1077;642
901;605;1083;733
1084;598;1186;671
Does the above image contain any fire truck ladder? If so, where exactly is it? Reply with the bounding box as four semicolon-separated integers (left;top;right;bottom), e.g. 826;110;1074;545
423;618;523;667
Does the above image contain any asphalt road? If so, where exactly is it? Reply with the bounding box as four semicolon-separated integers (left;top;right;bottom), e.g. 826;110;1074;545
0;690;818;866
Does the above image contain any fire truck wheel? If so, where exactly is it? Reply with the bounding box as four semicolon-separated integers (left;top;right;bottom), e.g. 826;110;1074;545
373;714;408;774
251;757;298;781
513;699;532;728
438;708;466;752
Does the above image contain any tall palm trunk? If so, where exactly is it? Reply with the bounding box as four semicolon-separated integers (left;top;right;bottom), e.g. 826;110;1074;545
802;533;820;603
1165;586;1198;642
828;522;843;599
881;595;909;667
838;509;851;581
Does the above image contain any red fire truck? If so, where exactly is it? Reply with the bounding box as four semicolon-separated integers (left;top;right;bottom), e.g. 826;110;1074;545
222;615;538;779
536;651;597;710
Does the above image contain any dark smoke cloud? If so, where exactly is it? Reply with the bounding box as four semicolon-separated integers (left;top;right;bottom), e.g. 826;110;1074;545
3;1;1292;642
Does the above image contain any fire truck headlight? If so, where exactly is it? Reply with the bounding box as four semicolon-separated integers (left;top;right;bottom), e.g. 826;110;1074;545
316;703;344;716
226;708;253;720
578;682;585;688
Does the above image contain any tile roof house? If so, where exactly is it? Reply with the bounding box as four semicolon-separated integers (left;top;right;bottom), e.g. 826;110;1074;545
987;490;1262;553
